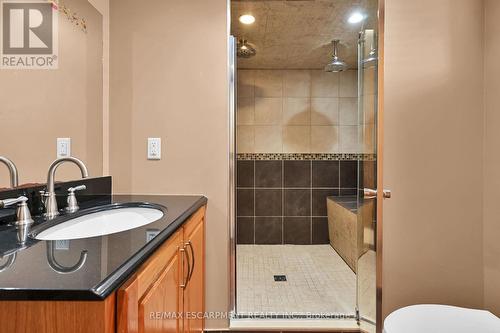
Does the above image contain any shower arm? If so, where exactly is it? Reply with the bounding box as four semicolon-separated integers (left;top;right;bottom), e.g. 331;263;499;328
332;40;340;59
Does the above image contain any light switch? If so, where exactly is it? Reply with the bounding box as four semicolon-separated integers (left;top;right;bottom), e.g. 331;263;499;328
57;138;71;158
147;138;161;160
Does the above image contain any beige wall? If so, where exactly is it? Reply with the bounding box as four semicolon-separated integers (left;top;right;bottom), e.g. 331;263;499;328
0;0;103;186
109;0;229;328
383;0;485;318
483;0;500;316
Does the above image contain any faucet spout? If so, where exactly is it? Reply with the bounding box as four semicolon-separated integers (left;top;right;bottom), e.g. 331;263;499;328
45;157;89;219
0;156;19;188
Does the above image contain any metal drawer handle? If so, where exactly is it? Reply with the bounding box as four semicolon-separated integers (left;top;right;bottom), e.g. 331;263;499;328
180;246;190;289
186;241;195;282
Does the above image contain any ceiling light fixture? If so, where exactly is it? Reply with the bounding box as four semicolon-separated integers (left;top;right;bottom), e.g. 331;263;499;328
239;14;255;25
348;12;365;24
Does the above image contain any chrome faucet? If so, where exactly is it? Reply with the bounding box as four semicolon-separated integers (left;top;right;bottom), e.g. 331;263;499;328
0;156;19;188
45;157;89;219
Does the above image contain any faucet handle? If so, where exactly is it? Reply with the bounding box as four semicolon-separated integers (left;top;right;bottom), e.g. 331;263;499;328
66;185;86;213
68;185;86;193
39;189;48;202
0;196;27;209
0;196;34;226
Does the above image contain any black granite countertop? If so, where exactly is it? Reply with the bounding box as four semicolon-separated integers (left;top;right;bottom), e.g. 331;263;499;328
0;194;207;301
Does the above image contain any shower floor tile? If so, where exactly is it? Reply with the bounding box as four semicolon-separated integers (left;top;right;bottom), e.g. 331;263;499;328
236;244;356;316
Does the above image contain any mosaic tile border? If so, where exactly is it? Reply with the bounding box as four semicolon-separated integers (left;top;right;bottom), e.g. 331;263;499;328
237;153;376;161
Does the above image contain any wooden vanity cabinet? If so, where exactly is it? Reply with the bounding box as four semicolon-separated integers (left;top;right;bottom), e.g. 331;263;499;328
117;206;206;333
0;205;206;333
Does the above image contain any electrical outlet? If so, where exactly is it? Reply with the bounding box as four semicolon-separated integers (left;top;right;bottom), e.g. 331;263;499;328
57;138;71;158
146;229;160;242
147;138;161;160
55;240;70;250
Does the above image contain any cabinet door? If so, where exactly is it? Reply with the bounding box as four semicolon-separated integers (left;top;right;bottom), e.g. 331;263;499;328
139;254;181;333
183;208;205;333
118;230;184;333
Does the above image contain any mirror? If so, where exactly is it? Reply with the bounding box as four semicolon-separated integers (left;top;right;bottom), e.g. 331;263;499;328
0;0;104;190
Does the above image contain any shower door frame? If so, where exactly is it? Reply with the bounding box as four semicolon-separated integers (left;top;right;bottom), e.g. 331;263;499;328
228;31;237;319
227;1;386;331
375;1;385;332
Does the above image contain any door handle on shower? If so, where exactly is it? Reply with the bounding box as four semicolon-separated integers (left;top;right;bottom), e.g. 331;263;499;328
364;188;392;199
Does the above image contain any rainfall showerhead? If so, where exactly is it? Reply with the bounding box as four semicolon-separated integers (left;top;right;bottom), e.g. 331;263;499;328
237;39;257;58
324;40;348;72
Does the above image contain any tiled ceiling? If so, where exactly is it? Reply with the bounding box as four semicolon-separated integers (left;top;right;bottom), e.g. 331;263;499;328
231;0;378;69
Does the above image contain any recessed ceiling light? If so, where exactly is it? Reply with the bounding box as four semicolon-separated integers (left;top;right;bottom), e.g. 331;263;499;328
348;12;365;24
239;14;255;25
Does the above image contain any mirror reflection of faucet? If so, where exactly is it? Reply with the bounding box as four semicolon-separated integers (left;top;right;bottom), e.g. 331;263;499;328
16;223;31;245
0;197;34;273
46;241;88;274
0;253;16;273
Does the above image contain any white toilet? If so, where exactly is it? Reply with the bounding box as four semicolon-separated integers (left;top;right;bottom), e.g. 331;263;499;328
383;304;500;333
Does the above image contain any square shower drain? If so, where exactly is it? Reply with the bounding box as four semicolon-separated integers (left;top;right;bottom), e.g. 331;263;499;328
273;275;287;282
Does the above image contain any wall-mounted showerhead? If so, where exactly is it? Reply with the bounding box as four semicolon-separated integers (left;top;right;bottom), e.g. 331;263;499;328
237;39;257;58
324;39;348;72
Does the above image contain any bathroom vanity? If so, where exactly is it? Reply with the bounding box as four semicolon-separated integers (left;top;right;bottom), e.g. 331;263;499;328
0;187;207;333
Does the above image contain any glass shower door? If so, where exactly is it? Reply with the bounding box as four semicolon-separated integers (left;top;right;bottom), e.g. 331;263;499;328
356;28;379;331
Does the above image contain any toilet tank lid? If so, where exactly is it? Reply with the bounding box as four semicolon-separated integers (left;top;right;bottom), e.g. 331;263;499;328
384;304;500;333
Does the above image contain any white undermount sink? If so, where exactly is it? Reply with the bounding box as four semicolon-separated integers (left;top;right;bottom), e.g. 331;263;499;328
35;206;165;241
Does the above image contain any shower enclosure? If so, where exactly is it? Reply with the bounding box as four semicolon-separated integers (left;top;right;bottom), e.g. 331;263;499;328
229;1;383;331
357;27;380;328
